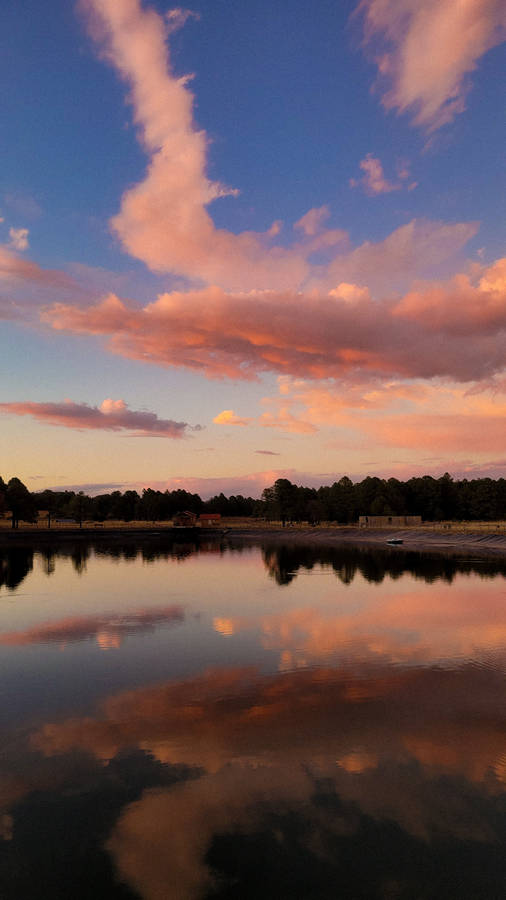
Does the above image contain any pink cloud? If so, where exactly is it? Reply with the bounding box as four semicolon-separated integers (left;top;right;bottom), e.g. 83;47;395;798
81;1;478;292
350;154;403;195
259;408;317;434
0;246;74;289
320;219;477;295
293;206;331;236
352;459;506;481
43;256;506;384
261;375;506;455
79;0;349;291
8;227;29;251
362;413;506;453
0;245;82;320
0;398;200;438
358;0;506;131
43;471;330;499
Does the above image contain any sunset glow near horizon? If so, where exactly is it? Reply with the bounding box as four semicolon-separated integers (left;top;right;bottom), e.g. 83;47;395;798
1;0;505;498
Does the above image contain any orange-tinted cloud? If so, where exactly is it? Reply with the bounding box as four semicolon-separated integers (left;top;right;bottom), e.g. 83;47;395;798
358;0;506;131
363;412;506;452
259;408;317;434
213;409;252;426
259;375;506;452
44;256;506;383
0;604;184;649
393;258;506;333
0;398;200;438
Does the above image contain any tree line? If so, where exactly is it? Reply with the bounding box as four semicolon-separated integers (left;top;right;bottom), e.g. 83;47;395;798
0;476;257;527
0;473;505;528
261;474;506;524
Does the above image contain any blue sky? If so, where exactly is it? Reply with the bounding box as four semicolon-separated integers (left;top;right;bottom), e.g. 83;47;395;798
1;0;505;496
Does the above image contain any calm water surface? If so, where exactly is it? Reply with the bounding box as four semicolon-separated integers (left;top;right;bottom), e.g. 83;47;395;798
0;538;505;898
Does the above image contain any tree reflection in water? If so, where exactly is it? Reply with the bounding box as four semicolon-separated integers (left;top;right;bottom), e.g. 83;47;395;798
0;548;34;591
1;538;506;594
261;542;506;586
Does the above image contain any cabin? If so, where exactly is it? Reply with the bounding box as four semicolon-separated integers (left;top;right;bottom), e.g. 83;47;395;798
359;515;422;528
199;513;221;527
173;510;198;526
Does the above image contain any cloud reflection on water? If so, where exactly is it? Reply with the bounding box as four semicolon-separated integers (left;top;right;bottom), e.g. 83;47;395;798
0;605;184;650
1;540;506;897
31;656;506;897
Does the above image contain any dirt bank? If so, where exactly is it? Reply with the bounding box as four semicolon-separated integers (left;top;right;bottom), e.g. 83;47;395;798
1;524;506;557
225;525;506;556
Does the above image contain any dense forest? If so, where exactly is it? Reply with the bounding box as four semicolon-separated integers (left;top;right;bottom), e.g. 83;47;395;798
1;473;505;527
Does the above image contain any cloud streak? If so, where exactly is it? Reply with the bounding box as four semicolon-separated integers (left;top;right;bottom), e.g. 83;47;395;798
79;0;350;291
358;0;506;131
0;398;200;438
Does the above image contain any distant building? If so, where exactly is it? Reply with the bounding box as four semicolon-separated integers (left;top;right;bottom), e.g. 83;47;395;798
199;513;221;526
359;515;422;528
173;511;198;526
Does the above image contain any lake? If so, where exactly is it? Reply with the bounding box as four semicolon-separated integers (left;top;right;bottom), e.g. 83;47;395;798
0;537;505;899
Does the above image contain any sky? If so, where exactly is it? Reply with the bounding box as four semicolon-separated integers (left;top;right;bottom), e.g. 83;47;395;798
1;0;505;498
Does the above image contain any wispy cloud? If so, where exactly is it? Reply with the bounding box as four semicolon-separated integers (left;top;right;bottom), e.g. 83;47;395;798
350;154;415;195
358;0;506;131
4;191;42;220
0;398;201;438
8;227;29;251
0;246;72;288
0;245;81;320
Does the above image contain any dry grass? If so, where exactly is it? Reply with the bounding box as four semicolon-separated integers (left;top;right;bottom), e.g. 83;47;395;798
1;515;505;533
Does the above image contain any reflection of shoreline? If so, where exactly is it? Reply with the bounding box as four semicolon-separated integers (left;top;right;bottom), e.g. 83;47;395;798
259;542;506;586
0;539;228;592
2;537;506;594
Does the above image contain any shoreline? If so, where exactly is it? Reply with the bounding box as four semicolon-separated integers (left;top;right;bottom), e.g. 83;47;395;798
225;525;506;555
1;524;506;556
